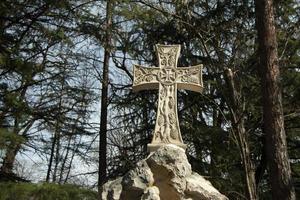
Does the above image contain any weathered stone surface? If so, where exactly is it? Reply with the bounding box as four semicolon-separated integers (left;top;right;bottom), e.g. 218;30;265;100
146;145;191;200
141;186;160;200
101;177;122;200
120;160;154;199
101;145;228;200
132;44;203;152
185;173;228;200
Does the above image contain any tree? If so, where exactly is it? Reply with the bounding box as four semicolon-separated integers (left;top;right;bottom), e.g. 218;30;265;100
224;68;258;200
0;0;298;197
255;0;296;199
0;0;98;181
98;0;113;192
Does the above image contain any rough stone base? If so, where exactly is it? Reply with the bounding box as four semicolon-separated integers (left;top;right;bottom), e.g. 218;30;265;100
147;143;187;152
101;145;228;200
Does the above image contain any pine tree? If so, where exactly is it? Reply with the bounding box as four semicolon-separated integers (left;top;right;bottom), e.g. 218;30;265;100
98;0;113;193
255;0;296;199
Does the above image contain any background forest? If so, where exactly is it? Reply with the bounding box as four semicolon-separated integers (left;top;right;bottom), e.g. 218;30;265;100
0;0;299;200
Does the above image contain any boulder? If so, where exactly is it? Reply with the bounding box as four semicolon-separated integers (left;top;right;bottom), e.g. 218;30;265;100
101;145;228;200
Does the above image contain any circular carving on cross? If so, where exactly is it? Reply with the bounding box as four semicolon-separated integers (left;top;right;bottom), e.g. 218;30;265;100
158;68;177;85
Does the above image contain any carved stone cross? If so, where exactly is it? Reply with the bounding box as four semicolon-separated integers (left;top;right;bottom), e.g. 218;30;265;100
133;44;203;152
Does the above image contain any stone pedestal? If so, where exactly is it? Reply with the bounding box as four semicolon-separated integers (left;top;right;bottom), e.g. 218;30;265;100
101;145;228;200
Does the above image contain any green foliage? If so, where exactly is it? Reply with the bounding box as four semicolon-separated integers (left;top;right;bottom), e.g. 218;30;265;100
0;182;97;200
110;0;300;198
0;129;25;150
0;0;299;198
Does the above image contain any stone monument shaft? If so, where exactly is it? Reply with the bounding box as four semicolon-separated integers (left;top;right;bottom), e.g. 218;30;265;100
133;44;203;151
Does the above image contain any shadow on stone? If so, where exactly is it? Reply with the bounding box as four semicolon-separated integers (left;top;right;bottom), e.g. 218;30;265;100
101;145;228;200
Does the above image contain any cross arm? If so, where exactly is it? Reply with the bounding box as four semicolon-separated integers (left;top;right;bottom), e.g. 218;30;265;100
132;65;160;92
176;65;203;93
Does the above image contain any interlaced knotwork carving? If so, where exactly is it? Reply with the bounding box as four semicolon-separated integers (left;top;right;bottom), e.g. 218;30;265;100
132;44;203;151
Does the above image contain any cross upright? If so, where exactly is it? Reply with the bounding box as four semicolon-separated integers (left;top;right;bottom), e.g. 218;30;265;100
133;44;203;152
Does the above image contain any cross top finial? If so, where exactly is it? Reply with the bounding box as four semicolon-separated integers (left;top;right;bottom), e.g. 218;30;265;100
133;44;203;152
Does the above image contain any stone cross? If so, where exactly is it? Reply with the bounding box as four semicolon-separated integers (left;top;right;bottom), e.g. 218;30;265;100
133;44;203;152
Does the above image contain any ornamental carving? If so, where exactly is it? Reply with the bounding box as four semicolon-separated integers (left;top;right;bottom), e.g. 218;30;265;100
158;68;177;85
157;46;177;67
132;44;204;152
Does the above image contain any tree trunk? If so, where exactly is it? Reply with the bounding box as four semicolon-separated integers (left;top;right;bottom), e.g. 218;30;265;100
64;135;81;184
52;127;61;182
46;78;64;183
58;134;72;184
224;68;258;200
46;128;58;182
255;0;296;199
46;117;62;183
1;88;30;175
98;0;113;193
1;143;21;174
1;120;34;175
